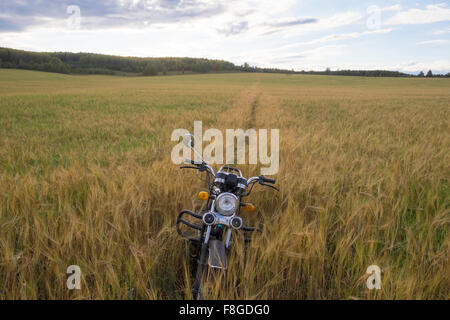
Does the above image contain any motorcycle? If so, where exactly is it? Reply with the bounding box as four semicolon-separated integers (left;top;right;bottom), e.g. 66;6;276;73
176;133;278;299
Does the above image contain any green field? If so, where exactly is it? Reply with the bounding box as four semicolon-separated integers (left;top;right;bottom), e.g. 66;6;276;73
0;69;449;299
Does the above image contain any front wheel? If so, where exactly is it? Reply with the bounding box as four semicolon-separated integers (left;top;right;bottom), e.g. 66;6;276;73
193;264;225;300
192;243;227;300
192;243;208;300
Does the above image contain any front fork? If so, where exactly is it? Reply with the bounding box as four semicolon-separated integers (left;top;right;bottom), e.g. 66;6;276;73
192;226;212;299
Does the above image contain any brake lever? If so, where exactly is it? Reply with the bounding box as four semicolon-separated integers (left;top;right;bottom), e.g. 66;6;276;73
259;182;279;192
180;166;199;170
180;165;207;174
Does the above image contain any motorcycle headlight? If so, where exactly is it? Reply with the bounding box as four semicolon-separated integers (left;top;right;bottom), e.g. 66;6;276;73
215;193;238;216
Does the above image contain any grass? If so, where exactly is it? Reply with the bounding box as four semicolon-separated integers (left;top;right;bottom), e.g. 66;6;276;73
0;69;448;299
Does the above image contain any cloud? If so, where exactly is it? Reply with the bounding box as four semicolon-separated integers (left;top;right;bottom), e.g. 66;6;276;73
265;17;318;28
257;17;318;36
269;54;306;64
433;27;450;35
225;43;347;69
0;0;304;35
266;44;346;65
0;0;228;31
0;17;25;31
283;28;392;47
0;0;319;42
217;21;249;36
384;3;450;25
417;39;449;45
0;0;359;41
393;60;450;73
258;11;363;38
382;5;403;12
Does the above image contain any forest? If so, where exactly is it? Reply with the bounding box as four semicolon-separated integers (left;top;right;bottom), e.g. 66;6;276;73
1;47;449;77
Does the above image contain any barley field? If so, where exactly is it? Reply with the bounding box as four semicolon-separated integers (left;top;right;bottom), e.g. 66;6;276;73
0;69;448;299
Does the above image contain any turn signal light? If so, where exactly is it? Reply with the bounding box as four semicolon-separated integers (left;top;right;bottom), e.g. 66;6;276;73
198;191;209;200
244;203;256;212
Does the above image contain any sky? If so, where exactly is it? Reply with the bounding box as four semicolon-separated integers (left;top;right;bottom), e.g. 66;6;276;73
0;0;450;73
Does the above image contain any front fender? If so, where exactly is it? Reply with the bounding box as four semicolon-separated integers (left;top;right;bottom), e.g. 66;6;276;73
208;239;228;269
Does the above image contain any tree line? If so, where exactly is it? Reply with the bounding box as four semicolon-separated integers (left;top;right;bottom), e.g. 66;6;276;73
241;64;450;77
0;47;237;76
1;47;449;78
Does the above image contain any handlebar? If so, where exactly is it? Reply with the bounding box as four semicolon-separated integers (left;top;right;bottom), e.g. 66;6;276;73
181;159;216;177
247;175;276;184
243;175;278;196
260;176;276;184
184;158;203;166
181;161;277;194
